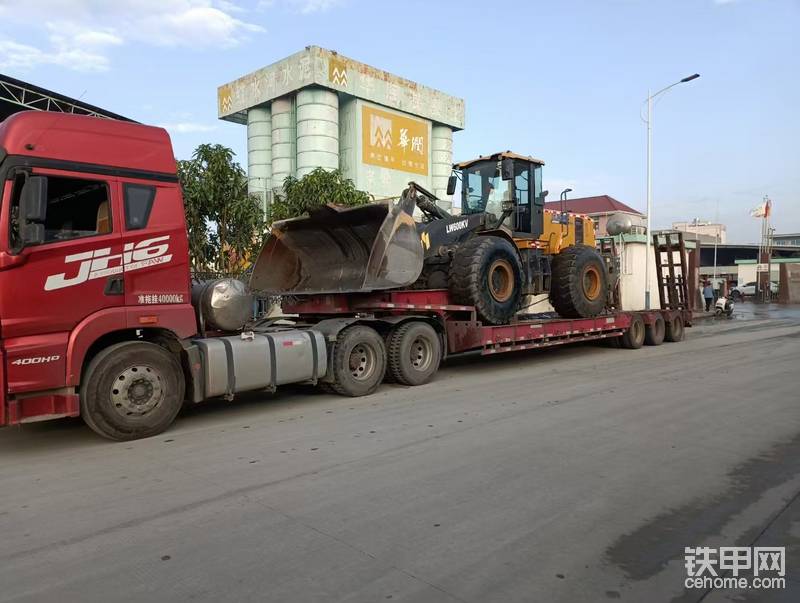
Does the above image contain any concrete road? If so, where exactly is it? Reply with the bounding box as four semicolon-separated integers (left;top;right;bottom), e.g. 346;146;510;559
1;305;799;602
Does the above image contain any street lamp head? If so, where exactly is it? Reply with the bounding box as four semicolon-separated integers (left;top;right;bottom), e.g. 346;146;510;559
680;73;700;83
561;188;572;195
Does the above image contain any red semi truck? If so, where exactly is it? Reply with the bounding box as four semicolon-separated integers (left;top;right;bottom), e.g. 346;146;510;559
0;112;690;440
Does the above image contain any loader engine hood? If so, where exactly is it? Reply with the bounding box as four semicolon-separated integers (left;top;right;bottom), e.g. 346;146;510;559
249;200;424;295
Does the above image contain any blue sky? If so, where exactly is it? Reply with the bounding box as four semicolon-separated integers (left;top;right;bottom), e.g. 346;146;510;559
1;0;797;243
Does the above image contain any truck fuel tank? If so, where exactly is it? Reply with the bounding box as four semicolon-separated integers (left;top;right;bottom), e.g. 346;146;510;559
194;330;326;399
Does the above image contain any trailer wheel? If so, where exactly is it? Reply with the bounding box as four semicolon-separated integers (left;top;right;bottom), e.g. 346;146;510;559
328;325;386;396
665;315;685;342
80;341;184;441
645;315;665;346
621;314;646;349
387;322;441;386
549;245;608;318
449;236;523;325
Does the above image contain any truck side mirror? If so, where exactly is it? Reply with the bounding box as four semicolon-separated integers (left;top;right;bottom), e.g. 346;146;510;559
501;158;514;181
22;223;45;246
446;175;457;196
21;176;48;222
18;175;48;247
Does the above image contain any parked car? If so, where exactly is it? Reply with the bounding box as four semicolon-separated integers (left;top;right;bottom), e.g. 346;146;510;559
730;281;778;300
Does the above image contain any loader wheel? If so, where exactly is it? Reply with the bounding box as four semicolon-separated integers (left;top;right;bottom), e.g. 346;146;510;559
80;341;184;441
621;314;645;349
665;315;685;342
387;322;441;386
645;315;665;346
327;325;386;396
549;245;608;318
449;236;523;325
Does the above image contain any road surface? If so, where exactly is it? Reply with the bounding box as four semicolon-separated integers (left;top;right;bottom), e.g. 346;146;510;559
1;304;799;602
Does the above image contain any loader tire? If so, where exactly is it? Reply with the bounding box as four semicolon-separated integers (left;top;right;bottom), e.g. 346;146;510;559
549;245;608;318
449;236;523;325
387;321;441;386
80;341;184;441
645;315;665;346
327;325;386;397
621;314;646;349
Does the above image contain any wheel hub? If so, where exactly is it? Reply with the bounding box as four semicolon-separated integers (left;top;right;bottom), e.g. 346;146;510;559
410;337;433;371
349;344;377;381
582;266;602;301
110;365;164;417
488;259;514;302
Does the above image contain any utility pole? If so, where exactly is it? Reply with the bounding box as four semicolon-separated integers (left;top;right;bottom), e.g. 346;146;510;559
643;73;700;309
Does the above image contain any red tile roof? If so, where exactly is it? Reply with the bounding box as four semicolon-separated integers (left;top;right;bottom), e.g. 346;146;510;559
544;195;644;216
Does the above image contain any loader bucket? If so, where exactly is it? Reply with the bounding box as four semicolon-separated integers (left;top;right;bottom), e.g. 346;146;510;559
249;200;424;295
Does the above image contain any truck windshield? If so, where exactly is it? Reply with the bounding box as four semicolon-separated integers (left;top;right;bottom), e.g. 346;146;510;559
462;160;510;217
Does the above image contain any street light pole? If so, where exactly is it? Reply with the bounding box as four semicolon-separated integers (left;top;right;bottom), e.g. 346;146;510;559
643;73;700;309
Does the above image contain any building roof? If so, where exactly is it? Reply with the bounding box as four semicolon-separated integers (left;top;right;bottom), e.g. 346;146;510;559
544;195;644;216
1;72;133;122
218;46;465;129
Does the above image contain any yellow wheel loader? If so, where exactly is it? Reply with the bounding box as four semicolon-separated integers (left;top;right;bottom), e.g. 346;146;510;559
251;151;609;325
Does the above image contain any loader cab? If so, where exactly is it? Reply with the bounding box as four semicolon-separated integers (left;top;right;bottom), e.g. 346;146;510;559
451;152;545;238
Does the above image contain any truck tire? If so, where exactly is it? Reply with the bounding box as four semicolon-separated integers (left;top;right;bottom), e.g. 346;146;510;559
621;314;646;349
449;236;523;325
549;245;607;318
80;341;184;441
387;321;441;386
327;325;386;396
665;315;685;342
645;315;665;346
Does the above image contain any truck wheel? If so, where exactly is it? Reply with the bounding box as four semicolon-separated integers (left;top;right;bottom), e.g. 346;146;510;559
645;315;665;346
328;325;386;396
621;314;645;349
80;341;184;441
449;236;523;325
665;315;685;342
549;245;608;318
387;322;441;386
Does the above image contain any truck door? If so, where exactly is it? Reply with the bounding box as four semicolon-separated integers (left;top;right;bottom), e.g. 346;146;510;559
118;179;191;312
0;168;123;395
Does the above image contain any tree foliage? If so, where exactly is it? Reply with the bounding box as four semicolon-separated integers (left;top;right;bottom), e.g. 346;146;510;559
177;144;267;272
269;168;370;222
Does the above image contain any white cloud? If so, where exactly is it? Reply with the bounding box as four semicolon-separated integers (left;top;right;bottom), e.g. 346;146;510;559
257;0;342;14
0;38;113;72
158;122;218;134
0;1;265;72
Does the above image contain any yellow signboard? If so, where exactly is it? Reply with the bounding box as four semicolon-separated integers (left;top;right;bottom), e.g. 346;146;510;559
362;105;428;176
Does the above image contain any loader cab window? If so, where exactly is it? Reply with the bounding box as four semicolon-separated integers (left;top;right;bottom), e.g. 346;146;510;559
514;164;530;206
533;165;544;205
10;174;111;248
462;161;510;217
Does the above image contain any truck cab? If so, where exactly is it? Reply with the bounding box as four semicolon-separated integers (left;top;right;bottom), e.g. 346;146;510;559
0;112;196;428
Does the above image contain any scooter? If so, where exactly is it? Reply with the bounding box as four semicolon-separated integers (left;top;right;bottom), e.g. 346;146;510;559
714;295;734;317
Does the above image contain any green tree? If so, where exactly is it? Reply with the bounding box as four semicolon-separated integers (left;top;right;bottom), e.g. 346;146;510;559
269;168;370;222
177;144;267;272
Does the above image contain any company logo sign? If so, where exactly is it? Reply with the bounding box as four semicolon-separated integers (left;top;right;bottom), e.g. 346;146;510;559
362;105;428;176
44;236;172;291
328;57;348;88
